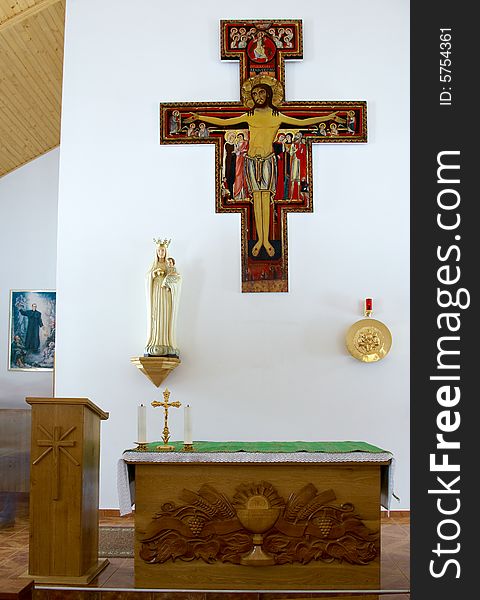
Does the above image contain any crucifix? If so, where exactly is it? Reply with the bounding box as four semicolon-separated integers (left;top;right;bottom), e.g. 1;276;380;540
33;424;79;500
160;19;367;293
151;388;181;451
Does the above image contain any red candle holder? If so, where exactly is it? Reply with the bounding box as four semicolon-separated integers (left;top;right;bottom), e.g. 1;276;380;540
364;298;373;317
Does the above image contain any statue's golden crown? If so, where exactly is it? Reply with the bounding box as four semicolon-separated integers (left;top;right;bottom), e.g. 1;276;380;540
153;238;171;248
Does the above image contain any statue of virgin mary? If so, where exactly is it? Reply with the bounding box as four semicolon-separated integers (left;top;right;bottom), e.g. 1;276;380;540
145;239;182;357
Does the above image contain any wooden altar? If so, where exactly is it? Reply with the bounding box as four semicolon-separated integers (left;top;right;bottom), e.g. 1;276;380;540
120;441;392;591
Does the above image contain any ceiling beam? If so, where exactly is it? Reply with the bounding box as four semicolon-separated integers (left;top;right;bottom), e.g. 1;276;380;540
0;0;61;34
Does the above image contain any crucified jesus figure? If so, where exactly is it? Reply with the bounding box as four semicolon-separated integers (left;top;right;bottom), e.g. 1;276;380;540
187;81;344;257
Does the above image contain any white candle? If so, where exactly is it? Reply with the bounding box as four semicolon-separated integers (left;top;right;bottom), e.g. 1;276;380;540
137;404;147;443
184;405;192;444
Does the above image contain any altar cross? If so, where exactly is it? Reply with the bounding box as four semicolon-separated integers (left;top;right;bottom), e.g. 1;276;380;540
151;388;181;449
160;19;367;293
33;424;79;500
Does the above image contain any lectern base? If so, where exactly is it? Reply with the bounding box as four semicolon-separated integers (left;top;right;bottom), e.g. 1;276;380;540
24;558;109;585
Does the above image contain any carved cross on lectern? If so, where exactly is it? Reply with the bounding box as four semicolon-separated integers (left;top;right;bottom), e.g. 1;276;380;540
33;424;79;500
160;20;367;292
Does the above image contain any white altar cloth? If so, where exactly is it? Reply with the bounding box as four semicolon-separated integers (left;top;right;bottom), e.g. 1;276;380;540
117;450;395;516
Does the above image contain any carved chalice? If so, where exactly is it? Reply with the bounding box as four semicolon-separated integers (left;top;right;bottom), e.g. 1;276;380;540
235;493;281;566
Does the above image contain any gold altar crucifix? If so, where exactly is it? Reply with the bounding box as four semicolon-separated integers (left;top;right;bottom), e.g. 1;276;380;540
160;19;367;293
151;388;181;451
33;424;79;500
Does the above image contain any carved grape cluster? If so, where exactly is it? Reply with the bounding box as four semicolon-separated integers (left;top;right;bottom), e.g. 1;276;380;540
188;515;206;536
313;516;333;537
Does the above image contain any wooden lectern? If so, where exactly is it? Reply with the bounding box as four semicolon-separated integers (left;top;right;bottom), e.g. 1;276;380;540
26;397;109;584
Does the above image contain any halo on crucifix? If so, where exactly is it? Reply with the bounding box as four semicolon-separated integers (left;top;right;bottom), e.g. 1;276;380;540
160;19;367;293
241;75;284;109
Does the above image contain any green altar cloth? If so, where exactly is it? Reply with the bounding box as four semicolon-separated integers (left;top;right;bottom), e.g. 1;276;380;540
128;440;388;453
119;441;395;514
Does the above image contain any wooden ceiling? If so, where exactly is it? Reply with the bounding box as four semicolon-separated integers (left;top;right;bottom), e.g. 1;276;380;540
0;0;65;178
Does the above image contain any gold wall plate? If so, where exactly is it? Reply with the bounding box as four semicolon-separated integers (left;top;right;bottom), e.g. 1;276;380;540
346;318;392;363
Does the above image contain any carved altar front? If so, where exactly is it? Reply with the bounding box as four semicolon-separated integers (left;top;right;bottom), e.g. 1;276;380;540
120;442;392;591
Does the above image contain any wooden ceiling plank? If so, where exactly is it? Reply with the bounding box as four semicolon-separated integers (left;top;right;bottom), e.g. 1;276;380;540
0;33;59;114
4;104;57;151
0;64;58;144
0;126;36;167
0;125;56;172
0;160;18;179
38;1;64;37
0;67;59;138
0;85;55;150
0;88;57;149
6;16;63;87
0;140;20;163
0;142;59;179
26;11;64;77
36;2;65;62
0;128;27;163
0;33;61;116
0;100;38;141
0;1;33;21
0;156;17;178
16;11;63;68
0;142;34;172
0;143;30;170
3;98;58;150
36;7;64;69
0;81;41;135
0;0;61;33
0;124;24;155
0;64;54;129
1;132;56;169
0;127;42;168
12;24;63;97
0;0;65;177
0;142;59;178
48;0;66;33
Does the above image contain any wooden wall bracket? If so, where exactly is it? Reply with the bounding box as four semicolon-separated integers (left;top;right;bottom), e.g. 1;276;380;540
131;356;181;388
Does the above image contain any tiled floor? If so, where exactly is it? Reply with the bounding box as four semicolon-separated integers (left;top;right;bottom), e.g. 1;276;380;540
0;502;409;599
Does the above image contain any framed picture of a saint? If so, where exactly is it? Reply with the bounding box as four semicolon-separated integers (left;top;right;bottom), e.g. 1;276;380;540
8;290;56;371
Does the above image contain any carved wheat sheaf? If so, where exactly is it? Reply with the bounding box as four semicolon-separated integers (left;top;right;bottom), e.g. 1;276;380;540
138;482;378;566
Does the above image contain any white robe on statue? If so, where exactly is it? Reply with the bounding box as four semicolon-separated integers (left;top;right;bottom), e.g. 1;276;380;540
145;261;182;356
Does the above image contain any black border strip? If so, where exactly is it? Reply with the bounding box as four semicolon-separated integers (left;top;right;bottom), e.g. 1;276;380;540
411;2;474;597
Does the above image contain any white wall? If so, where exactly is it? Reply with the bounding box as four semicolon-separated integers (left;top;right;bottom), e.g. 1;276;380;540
57;0;410;508
0;149;59;407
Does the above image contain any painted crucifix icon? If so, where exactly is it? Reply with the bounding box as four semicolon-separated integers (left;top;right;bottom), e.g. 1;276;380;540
160;20;367;292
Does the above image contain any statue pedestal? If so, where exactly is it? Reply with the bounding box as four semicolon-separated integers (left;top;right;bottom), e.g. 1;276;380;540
131;356;181;387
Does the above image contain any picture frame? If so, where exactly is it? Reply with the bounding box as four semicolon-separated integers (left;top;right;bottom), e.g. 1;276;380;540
8;290;56;372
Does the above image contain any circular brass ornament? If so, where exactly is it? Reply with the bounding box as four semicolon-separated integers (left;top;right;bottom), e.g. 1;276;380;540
345;318;392;363
241;74;284;109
